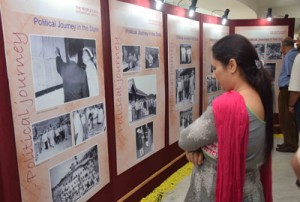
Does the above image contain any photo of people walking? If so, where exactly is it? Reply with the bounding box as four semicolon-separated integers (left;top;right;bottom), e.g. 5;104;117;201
180;44;192;64
72;103;106;145
32;114;72;164
175;67;195;107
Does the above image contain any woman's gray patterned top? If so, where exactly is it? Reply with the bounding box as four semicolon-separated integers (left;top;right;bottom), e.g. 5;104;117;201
179;105;266;202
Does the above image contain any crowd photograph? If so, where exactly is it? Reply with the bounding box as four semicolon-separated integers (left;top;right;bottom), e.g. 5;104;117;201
135;122;153;159
122;45;141;73
72;103;106;145
30;35;99;111
50;145;99;202
175;67;195;107
32;114;72;164
128;75;157;123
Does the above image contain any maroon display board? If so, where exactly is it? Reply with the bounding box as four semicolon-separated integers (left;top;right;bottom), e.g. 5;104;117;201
232;18;295;133
201;21;229;110
167;14;200;145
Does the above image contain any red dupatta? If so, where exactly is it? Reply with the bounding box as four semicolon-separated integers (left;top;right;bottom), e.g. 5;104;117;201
212;91;272;202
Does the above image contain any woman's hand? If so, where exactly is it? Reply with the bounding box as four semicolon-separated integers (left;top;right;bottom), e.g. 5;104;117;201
186;150;204;166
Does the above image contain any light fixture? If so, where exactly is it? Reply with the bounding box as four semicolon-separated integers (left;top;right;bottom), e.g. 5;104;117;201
266;8;272;21
221;9;230;25
188;0;198;17
155;0;164;10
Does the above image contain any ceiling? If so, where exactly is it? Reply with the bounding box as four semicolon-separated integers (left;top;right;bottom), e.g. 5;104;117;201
164;0;300;37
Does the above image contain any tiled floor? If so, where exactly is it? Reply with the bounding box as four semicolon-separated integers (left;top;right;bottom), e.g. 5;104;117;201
162;137;300;202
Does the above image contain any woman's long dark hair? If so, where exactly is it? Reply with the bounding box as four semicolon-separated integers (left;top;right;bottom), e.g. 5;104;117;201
212;34;273;155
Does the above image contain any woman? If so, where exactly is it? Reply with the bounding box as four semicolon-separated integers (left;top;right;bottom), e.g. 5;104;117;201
291;147;300;187
82;47;99;97
179;34;273;202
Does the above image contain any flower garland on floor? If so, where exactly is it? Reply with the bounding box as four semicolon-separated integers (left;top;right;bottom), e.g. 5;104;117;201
274;133;283;139
141;162;193;202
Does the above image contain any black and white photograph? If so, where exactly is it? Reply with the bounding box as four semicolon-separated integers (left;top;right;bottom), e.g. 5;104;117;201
128;75;157;123
72;103;106;145
122;45;141;73
264;62;276;81
32;114;72;164
254;43;265;60
180;107;193;132
266;43;282;60
206;75;221;93
175;67;195;107
135;122;154;159
145;46;159;69
180;44;192;64
50;145;100;202
30;35;99;111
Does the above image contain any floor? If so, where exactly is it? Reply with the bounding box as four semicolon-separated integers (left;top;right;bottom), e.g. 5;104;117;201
162;137;300;202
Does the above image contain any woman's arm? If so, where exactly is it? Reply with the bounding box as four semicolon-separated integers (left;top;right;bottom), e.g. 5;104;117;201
179;106;217;151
